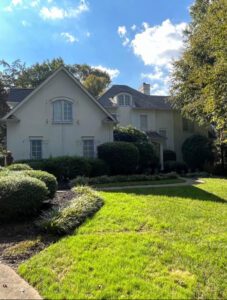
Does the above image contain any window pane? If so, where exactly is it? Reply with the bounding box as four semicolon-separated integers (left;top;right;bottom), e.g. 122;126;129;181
140;115;148;131
83;139;94;158
118;95;124;106
53;101;62;122
124;95;130;106
30;140;42;160
63;101;72;122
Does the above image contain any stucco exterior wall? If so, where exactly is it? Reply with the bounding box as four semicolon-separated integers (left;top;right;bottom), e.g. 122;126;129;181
7;70;113;160
108;106;208;162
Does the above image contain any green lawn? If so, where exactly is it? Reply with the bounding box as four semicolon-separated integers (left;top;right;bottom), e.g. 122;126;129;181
19;178;227;299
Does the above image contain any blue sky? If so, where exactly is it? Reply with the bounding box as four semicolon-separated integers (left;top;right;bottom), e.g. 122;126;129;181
0;0;194;94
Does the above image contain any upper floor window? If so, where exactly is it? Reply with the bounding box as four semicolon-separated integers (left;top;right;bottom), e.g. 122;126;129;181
182;118;194;132
53;100;73;123
117;94;131;106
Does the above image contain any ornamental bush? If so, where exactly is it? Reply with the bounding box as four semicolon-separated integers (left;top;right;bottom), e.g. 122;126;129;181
23;170;57;198
114;126;148;143
7;163;32;171
163;149;177;162
37;186;103;235
164;161;188;174
98;142;140;175
182;134;215;170
86;158;109;177
0;175;48;222
135;143;159;172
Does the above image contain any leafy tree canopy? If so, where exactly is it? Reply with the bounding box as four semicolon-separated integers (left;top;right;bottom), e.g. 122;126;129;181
170;0;227;139
0;58;111;97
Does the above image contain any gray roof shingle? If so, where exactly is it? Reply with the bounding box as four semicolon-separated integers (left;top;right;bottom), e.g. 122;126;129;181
7;88;34;103
98;85;172;110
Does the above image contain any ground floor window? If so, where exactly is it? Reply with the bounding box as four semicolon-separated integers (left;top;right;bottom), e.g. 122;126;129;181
82;138;95;158
30;139;42;159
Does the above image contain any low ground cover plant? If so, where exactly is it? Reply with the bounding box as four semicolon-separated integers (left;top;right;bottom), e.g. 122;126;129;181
37;186;104;235
0;174;48;222
70;172;178;187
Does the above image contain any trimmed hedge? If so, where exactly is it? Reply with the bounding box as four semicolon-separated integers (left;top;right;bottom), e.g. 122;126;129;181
0;175;48;222
70;172;178;187
182;134;215;170
23;170;57;199
163;150;176;162
114;126;148;143
98;142;139;175
135;143;159;172
7;163;32;171
164;161;188;173
86;158;109;177
37;186;103;235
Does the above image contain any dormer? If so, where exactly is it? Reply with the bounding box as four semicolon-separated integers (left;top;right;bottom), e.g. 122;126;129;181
115;93;132;107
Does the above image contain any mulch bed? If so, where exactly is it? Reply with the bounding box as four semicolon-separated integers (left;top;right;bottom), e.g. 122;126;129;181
0;190;74;270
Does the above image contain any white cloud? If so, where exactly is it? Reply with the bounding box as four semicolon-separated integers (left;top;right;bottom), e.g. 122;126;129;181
131;24;137;31
30;0;40;7
12;0;23;5
150;83;168;95
86;31;91;37
40;0;89;20
131;19;187;68
92;65;120;79
141;66;164;81
117;26;127;38
40;6;64;19
60;32;78;43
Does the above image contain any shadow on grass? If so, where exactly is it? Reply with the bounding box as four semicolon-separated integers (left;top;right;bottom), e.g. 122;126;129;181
103;185;226;204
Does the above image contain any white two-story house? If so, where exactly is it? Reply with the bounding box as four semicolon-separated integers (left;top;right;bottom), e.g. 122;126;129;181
98;83;209;167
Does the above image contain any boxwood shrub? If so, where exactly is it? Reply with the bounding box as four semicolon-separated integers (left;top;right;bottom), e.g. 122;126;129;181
7;163;33;171
135;143;159;173
0;175;48;222
23;170;57;199
98;142;139;175
163;149;176;162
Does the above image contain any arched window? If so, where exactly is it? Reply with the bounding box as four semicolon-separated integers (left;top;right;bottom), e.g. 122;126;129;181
117;93;131;106
53;100;73;123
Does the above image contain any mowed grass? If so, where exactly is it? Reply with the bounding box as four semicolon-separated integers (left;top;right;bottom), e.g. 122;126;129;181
19;178;227;299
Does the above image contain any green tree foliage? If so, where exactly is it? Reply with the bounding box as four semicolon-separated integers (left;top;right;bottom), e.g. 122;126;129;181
0;81;9;149
0;58;111;97
182;134;215;170
170;0;227;144
114;126;148;143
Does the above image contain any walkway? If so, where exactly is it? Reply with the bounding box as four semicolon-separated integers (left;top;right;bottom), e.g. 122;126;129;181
0;263;42;299
96;178;204;191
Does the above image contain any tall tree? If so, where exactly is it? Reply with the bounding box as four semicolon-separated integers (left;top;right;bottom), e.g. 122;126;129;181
170;0;227;164
0;58;111;97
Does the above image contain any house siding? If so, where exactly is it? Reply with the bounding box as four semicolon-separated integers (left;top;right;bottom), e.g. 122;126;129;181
7;70;113;160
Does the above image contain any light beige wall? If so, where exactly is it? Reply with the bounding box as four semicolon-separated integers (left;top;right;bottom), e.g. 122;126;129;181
7;70;113;160
109;106;208;162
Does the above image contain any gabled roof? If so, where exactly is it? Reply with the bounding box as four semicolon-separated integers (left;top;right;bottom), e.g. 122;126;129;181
98;85;172;110
2;66;116;122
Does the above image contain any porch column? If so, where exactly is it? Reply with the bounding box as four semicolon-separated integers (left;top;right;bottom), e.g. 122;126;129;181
160;142;164;170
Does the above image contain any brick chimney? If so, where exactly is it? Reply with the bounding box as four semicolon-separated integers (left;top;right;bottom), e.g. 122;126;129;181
139;82;150;95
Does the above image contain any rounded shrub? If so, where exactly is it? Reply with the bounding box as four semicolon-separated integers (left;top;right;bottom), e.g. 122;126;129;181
163;149;176;162
86;158;109;177
7;163;33;171
23;170;57;198
0;175;48;222
135;143;159;173
98;142;139;175
114;126;148;143
164;161;188;174
182;134;215;170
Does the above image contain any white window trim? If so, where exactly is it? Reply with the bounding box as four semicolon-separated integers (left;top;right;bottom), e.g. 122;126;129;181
29;137;43;160
52;99;73;124
82;136;95;158
116;93;132;107
140;114;148;131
